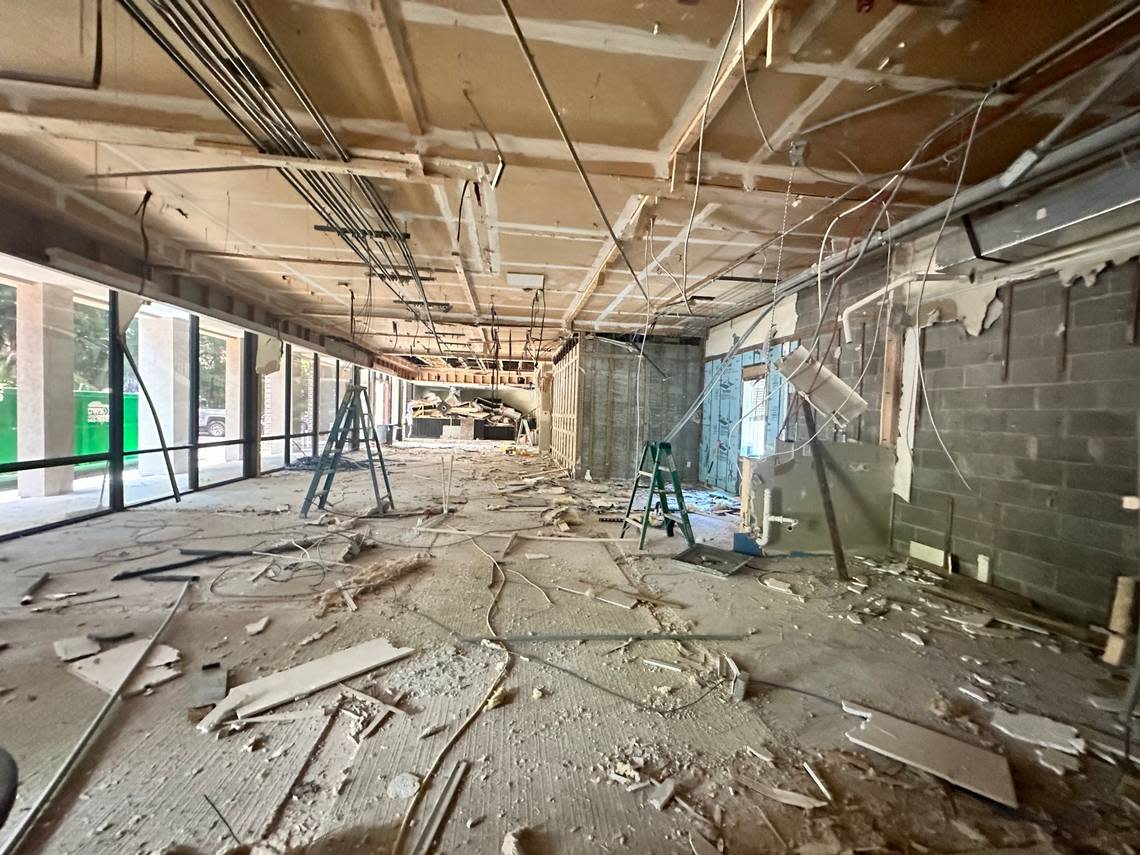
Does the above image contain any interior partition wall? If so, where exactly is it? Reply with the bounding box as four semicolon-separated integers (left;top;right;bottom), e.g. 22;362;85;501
0;277;391;542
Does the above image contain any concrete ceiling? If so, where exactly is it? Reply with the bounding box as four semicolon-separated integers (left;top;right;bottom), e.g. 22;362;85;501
0;0;1137;375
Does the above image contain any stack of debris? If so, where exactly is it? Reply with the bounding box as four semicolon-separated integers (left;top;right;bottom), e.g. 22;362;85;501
409;390;524;427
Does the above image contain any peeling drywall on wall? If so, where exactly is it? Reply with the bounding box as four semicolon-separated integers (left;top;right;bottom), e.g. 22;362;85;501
892;326;919;502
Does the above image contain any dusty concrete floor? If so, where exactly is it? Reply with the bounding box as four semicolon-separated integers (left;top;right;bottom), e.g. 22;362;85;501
0;440;1137;854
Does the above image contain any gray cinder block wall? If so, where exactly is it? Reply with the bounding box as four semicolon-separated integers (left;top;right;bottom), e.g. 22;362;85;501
572;337;703;481
894;262;1139;624
771;259;1138;623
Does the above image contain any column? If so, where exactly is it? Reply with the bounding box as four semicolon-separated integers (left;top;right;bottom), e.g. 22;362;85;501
16;282;75;497
137;315;190;476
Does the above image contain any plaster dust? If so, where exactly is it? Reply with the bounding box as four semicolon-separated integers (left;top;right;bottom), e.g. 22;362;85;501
0;440;1136;854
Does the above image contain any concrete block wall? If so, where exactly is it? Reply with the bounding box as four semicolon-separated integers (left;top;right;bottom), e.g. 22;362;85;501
892;261;1140;623
573;337;702;481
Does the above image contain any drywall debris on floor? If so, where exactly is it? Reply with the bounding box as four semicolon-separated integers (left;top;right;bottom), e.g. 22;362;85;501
68;641;183;696
387;772;420;799
53;636;100;662
990;709;1086;755
843;700;1018;808
245;616;269;636
198;637;414;731
1037;747;1081;775
647;778;676;810
501;827;529;855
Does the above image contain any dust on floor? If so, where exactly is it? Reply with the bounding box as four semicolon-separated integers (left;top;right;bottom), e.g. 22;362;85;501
0;441;1136;854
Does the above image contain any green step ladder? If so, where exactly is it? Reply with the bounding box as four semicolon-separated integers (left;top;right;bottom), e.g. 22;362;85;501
620;441;696;550
300;384;394;517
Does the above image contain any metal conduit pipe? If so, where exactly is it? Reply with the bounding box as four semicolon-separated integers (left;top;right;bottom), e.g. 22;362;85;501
664;109;1140;442
777;109;1140;301
120;0;442;348
223;0;440;333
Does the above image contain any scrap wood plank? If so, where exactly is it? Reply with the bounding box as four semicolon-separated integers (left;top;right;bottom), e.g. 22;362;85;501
842;700;1017;808
198;638;414;732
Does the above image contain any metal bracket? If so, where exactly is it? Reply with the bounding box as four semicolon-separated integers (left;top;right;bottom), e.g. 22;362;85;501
788;140;807;168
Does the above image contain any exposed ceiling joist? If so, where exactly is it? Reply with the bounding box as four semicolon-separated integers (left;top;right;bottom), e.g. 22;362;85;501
562;194;650;328
663;0;776;162
367;0;427;135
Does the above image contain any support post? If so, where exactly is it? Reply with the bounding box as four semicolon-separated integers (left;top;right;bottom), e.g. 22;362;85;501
802;401;848;581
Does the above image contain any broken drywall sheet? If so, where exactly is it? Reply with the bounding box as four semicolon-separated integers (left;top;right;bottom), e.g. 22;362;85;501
843;700;1018;808
749;443;893;555
199;637;413;732
68;641;182;696
893;326;919;501
255;334;283;375
913;280;1003;337
990;709;1086;755
775;346;868;424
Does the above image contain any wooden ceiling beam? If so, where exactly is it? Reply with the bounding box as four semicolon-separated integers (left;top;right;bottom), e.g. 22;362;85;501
662;0;776;162
367;0;427;136
561;194;649;329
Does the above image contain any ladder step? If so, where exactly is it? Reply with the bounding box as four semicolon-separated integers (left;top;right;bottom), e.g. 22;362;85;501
623;515;647;528
662;513;687;525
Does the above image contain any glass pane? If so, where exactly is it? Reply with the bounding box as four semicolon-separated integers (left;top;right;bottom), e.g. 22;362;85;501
260;345;286;443
317;357;336;433
197;442;243;485
198;317;245;444
338;361;352;404
124;303;192;455
0;277;111;465
0;460;110;536
123;449;190;505
291;347;314;436
260;438;284;472
201;446;242;486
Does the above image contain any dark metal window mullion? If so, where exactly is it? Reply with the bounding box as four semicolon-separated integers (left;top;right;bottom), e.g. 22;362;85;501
108;291;125;511
188;315;200;491
242;332;258;478
283;343;293;466
311;352;319;458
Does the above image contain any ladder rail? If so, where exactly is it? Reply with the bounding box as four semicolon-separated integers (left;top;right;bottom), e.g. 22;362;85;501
360;388;395;509
300;385;395;517
619;441;696;549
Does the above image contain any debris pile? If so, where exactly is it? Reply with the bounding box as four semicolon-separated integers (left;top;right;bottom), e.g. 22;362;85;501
314;552;431;616
410;390;524;427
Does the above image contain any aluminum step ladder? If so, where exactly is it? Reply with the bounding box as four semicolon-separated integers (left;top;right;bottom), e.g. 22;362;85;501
620;441;695;550
300;384;394;517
